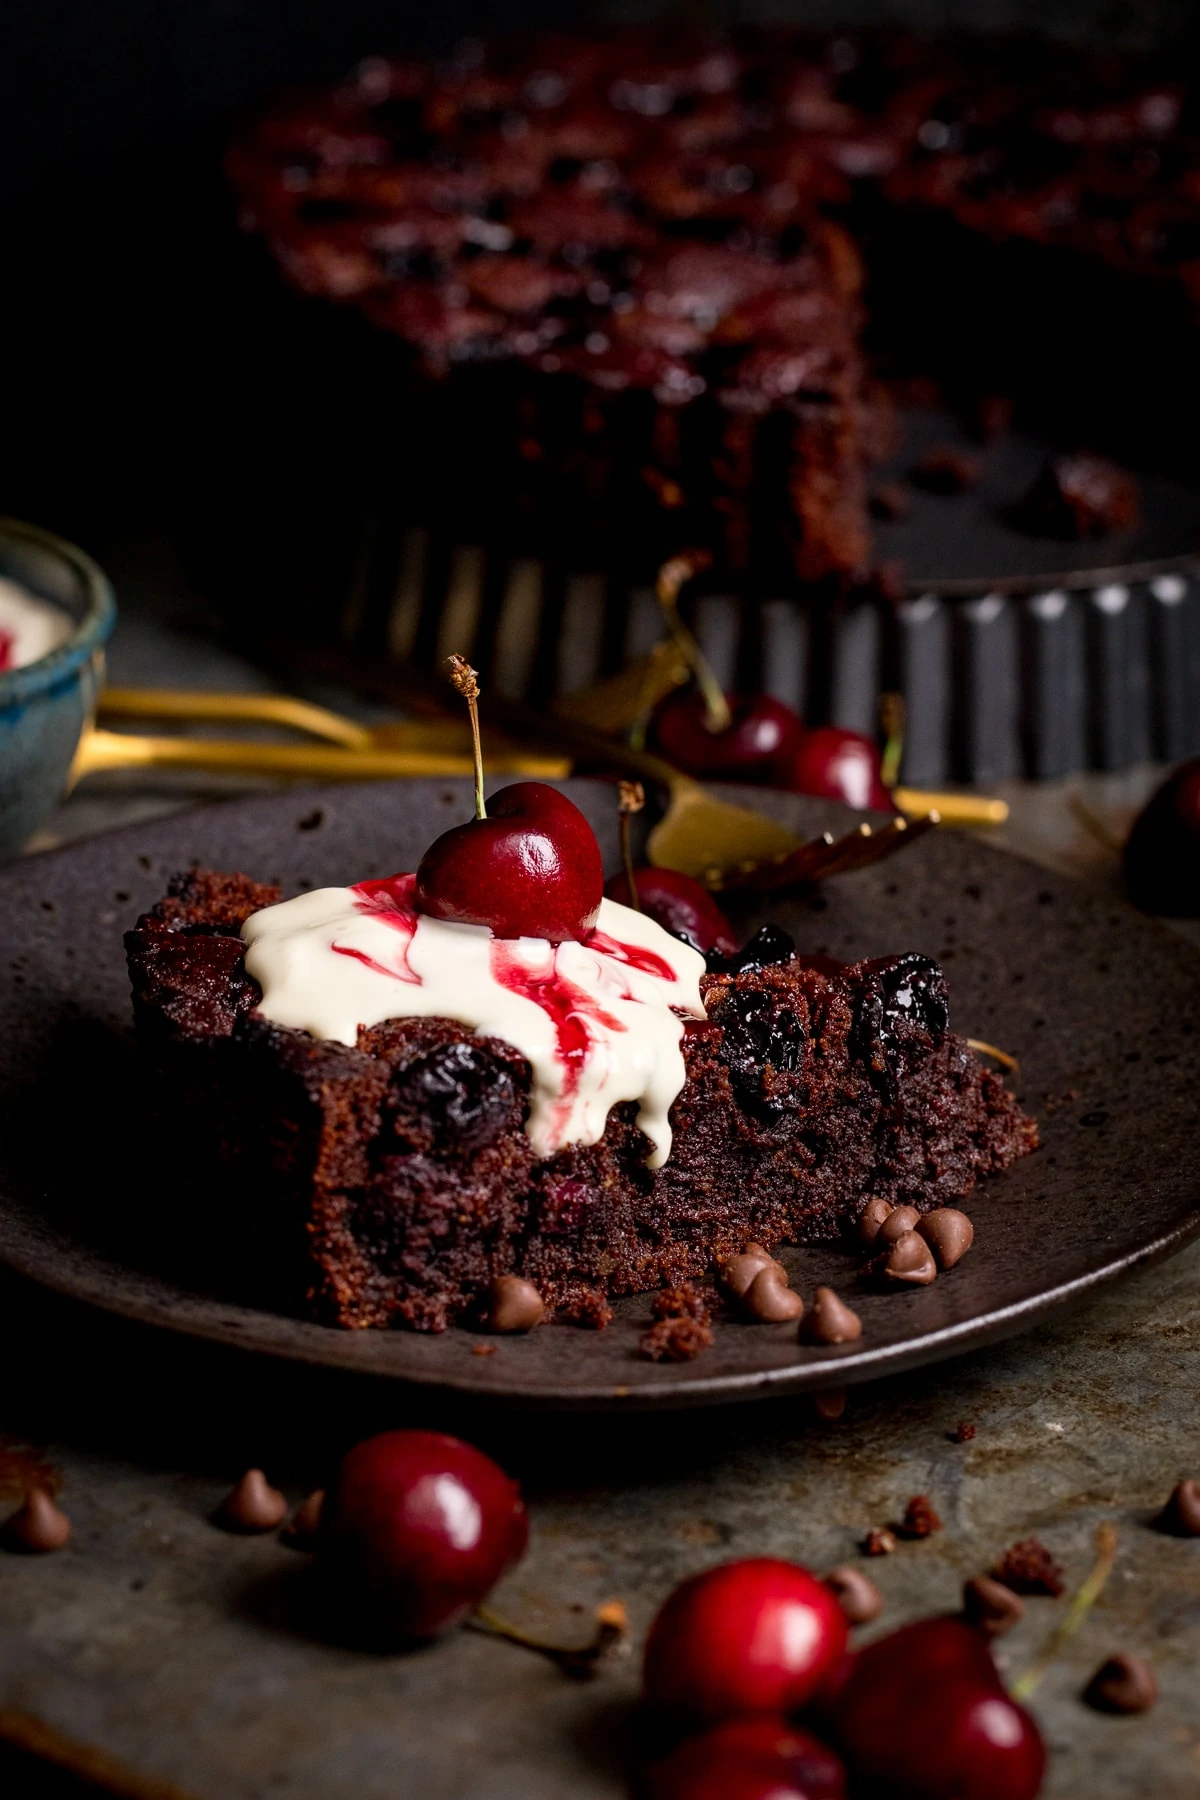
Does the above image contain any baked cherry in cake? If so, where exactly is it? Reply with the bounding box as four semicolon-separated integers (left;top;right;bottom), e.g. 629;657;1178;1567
415;779;604;943
320;1430;528;1639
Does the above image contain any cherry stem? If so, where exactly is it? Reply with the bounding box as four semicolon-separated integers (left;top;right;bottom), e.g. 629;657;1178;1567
471;1600;630;1681
618;781;645;910
966;1037;1020;1075
446;654;486;820
1067;791;1123;858
879;691;906;791
1011;1522;1119;1703
655;552;729;736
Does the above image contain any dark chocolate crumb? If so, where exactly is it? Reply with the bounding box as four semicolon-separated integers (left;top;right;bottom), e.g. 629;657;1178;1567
897;1494;942;1539
992;1537;1064;1596
651;1283;712;1326
863;1527;897;1557
955;1421;977;1443
640;1317;715;1362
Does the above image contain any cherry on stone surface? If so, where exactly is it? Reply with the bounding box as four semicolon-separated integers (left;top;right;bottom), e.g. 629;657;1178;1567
639;1716;847;1800
779;726;893;812
651;690;805;784
606;866;738;956
830;1616;1046;1800
415;781;604;943
643;1558;848;1727
319;1430;528;1640
1122;758;1200;917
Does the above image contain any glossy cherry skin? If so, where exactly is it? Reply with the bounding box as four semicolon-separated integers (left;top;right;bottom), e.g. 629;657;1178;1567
779;727;892;811
606;867;737;955
1122;758;1200;917
652;691;805;784
830;1617;1046;1800
640;1717;847;1800
643;1558;848;1728
319;1430;528;1639
415;781;604;943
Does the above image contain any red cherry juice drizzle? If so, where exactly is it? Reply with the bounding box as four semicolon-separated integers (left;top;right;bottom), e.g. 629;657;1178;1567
333;873;422;984
490;941;626;1131
586;928;677;982
0;629;13;672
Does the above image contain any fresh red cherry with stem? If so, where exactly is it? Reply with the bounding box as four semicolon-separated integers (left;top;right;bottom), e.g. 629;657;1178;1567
830;1616;1046;1800
779;726;893;811
643;1558;848;1727
415;657;604;942
1122;757;1200;916
319;1429;528;1640
607;867;737;956
639;1716;847;1800
648;552;804;784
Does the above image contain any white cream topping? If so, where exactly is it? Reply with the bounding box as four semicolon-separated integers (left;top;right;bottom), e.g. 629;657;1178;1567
0;577;72;672
241;877;707;1166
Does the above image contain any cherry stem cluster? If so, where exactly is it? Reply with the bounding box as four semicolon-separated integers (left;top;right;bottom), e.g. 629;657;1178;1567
655;552;729;736
446;654;487;820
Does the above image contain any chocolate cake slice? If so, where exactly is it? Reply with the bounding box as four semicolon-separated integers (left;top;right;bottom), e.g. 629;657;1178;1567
126;869;1036;1332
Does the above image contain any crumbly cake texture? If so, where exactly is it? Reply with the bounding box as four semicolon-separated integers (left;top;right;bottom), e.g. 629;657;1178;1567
226;30;1194;585
126;870;1037;1332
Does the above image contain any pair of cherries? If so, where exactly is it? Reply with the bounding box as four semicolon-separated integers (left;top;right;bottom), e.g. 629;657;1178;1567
652;689;893;812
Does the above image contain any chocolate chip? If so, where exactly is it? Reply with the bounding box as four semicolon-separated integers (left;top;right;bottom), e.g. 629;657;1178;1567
858;1198;895;1245
963;1575;1025;1638
897;1494;942;1538
720;1246;785;1299
811;1387;847;1421
878;1204;922;1245
869;1231;938;1286
1156;1478;1200;1537
741;1265;804;1323
215;1469;288;1533
484;1275;546;1333
3;1488;71;1553
281;1489;325;1550
801;1287;863;1345
825;1565;883;1624
1084;1653;1158;1715
918;1208;975;1270
864;1527;896;1556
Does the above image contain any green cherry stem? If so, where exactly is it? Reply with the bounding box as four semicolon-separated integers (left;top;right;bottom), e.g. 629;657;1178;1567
655;552;730;736
1011;1522;1119;1703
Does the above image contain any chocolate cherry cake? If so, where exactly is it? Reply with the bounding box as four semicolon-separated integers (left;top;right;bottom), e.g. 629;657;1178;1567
124;781;1035;1332
226;29;1200;588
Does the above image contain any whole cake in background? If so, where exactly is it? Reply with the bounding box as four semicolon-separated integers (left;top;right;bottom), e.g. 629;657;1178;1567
227;29;1199;587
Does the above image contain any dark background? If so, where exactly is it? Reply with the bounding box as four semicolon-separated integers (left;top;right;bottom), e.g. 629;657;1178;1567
2;0;1197;549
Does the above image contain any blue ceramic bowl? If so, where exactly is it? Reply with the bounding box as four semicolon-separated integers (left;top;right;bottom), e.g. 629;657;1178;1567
0;519;117;859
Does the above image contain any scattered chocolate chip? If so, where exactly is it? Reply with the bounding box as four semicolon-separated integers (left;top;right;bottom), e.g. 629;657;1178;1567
955;1420;977;1443
897;1494;942;1539
484;1275;546;1333
864;1527;896;1557
215;1469;288;1534
741;1264;804;1323
3;1488;71;1553
1084;1652;1158;1715
651;1283;711;1325
801;1286;862;1345
639;1317;714;1362
911;446;979;495
878;1204;922;1245
811;1388;847;1422
858;1198;895;1245
1156;1478;1200;1537
992;1537;1064;1597
868;1231;938;1287
825;1565;883;1625
870;481;911;521
963;1575;1025;1637
918;1208;975;1270
281;1489;324;1550
720;1245;785;1299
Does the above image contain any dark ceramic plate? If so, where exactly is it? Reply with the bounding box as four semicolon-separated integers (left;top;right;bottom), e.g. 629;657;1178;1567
2;779;1199;1410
